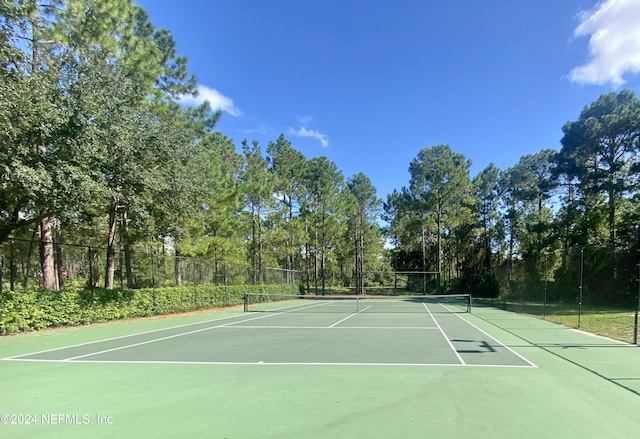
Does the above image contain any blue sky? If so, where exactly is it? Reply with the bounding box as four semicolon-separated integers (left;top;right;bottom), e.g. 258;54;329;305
137;0;640;201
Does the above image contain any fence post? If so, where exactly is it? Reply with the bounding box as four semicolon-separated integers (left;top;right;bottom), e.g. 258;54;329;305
192;259;197;310
578;247;584;329
543;255;548;319
9;239;15;291
634;232;640;345
150;250;156;314
118;245;123;291
505;258;511;311
88;246;96;324
223;261;227;295
521;259;525;314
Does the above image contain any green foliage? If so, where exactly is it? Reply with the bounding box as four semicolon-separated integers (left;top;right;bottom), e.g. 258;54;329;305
557;90;640;245
0;285;254;334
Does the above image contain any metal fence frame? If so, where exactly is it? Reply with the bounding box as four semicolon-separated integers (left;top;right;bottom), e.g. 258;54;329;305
491;243;640;345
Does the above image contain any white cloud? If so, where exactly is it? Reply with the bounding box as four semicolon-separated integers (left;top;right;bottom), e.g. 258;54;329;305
242;122;275;136
296;115;313;125
569;0;640;86
179;84;242;116
288;126;329;147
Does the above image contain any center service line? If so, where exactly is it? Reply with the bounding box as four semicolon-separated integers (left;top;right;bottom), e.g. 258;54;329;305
329;312;358;328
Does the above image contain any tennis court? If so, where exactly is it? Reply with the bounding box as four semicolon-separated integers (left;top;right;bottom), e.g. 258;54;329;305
1;294;639;438
3;294;531;367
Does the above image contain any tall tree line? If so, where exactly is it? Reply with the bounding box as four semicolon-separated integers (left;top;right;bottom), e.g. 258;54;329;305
0;1;384;291
3;3;640;299
384;90;640;299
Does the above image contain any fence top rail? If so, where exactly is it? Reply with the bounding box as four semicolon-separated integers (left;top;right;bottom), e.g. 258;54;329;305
394;271;440;275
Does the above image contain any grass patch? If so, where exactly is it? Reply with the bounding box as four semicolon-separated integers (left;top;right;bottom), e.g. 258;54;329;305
545;311;636;343
478;298;638;344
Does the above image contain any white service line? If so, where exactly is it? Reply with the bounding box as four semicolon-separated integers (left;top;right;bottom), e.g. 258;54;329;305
329;312;359;328
423;303;466;365
61;312;284;361
450;311;538;368
228;325;438;330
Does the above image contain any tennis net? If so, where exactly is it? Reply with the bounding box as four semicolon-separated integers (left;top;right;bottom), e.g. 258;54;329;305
243;293;471;314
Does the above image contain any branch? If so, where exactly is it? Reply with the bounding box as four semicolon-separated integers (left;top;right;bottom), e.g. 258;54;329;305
0;215;46;244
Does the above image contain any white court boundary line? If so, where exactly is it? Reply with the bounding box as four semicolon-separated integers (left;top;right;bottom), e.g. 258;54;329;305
1;358;536;368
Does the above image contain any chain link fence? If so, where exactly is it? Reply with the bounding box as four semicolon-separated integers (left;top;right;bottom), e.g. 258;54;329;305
0;239;300;334
489;244;640;344
0;239;300;291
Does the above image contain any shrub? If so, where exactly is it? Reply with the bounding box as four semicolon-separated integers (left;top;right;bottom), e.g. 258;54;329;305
0;284;255;334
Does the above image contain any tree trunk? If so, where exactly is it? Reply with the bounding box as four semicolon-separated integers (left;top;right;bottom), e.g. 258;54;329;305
251;205;257;284
121;211;134;287
104;200;118;290
32;0;56;292
175;246;183;287
23;228;37;290
39;218;58;290
608;185;616;246
314;215;319;294
55;240;63;290
9;240;15;291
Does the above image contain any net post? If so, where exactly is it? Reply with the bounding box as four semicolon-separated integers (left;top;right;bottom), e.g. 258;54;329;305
243;294;248;312
467;294;472;313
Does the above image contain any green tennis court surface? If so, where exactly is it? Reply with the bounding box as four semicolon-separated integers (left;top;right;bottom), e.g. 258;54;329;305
1;299;639;438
